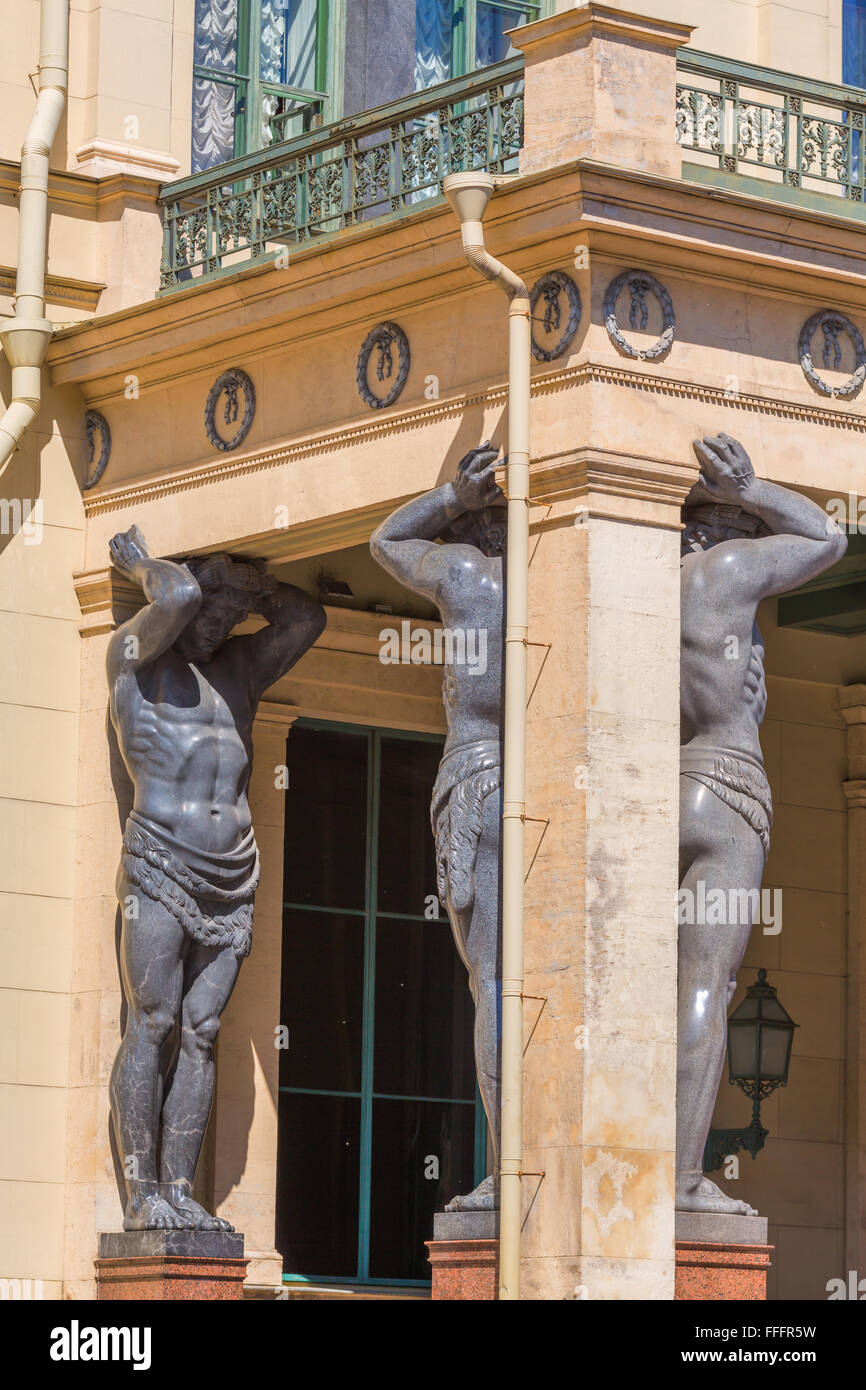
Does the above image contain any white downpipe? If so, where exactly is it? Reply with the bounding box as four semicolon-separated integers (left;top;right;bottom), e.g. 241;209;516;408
0;0;70;473
443;171;530;1301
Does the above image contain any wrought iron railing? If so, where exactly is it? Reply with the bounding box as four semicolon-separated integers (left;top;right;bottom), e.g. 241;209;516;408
159;58;524;290
676;50;866;208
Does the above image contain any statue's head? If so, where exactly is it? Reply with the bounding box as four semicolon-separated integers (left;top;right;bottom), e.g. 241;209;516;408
176;552;277;662
439;506;507;558
438;445;507;557
681;502;765;556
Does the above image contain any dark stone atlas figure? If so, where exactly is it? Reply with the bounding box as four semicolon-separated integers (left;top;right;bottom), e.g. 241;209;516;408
108;525;325;1231
677;434;846;1214
371;444;506;1211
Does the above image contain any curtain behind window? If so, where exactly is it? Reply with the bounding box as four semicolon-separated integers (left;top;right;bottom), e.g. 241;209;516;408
414;0;452;89
843;0;866;86
192;0;239;172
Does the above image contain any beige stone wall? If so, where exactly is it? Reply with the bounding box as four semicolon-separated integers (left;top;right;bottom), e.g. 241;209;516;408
0;1;190;178
0;383;86;1296
554;0;846;83
1;0;864;1301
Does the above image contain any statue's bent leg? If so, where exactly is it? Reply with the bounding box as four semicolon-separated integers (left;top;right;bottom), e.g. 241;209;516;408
445;789;502;1211
110;877;187;1230
159;939;240;1230
676;780;765;1215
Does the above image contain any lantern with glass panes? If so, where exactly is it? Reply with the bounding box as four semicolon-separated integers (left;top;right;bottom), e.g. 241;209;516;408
703;969;798;1172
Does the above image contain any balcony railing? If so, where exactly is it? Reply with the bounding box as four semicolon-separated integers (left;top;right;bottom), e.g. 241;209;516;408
159;58;524;291
676;50;866;209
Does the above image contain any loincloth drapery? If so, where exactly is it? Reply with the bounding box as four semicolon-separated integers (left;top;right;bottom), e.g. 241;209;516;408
430;738;501;915
680;746;773;858
119;810;260;958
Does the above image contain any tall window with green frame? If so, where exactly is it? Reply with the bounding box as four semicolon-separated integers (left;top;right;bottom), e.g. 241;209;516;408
414;0;543;90
192;0;329;173
275;722;486;1285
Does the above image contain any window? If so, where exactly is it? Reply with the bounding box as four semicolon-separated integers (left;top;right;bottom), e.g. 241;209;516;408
192;0;328;172
414;0;543;90
844;0;866;87
276;722;486;1286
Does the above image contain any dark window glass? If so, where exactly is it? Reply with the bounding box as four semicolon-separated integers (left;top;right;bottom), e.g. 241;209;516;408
284;726;368;909
276;1093;361;1277
377;736;441;914
368;1098;476;1279
374;919;474;1100
279;911;364;1093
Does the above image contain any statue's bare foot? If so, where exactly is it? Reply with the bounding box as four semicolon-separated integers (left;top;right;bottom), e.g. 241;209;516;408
676;1174;757;1217
444;1174;497;1212
163;1183;234;1231
123;1189;192;1231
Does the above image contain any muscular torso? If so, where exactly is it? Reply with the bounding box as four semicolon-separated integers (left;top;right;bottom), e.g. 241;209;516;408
110;650;254;854
680;549;766;762
435;549;504;756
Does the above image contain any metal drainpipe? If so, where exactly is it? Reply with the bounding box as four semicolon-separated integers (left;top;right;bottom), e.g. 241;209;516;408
0;0;70;473
443;170;530;1301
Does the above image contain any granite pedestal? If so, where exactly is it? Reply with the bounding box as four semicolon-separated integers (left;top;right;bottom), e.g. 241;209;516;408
426;1210;499;1300
675;1212;772;1300
96;1231;248;1301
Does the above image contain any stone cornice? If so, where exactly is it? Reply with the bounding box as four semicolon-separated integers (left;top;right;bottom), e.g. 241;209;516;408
839;685;866;722
255;701;300;730
530;446;695;528
80;358;866;534
0;158;162;213
0;266;104;311
46;159;866;397
73;573;444;650
513;5;694;55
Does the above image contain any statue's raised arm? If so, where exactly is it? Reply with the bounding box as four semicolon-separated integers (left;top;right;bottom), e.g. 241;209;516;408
370;443;502;601
687;433;846;600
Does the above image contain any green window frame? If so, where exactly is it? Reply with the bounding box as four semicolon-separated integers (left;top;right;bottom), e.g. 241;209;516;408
278;719;487;1288
192;0;331;169
450;0;544;78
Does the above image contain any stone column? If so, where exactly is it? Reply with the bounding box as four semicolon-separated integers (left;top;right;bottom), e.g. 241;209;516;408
512;4;692;181
520;451;691;1300
212;703;297;1293
839;684;866;1283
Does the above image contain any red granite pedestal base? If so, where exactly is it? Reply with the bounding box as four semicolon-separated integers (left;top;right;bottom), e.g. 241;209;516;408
96;1253;249;1300
96;1231;248;1300
426;1238;499;1300
674;1211;773;1301
675;1240;773;1300
426;1210;499;1299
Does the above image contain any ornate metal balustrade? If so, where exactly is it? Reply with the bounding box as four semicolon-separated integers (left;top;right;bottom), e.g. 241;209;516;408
676;50;866;209
159;58;524;290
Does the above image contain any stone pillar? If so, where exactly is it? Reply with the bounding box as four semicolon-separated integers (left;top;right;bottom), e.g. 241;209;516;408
839;685;866;1284
520;451;692;1300
211;703;297;1294
512;4;693;181
66;0;188;179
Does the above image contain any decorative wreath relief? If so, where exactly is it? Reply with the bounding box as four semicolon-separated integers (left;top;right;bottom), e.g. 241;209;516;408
603;269;676;361
205;368;256;452
798;310;866;399
529;270;582;362
356;322;410;410
82;410;111;491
